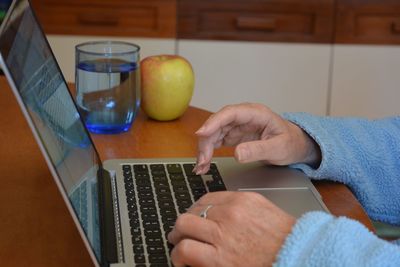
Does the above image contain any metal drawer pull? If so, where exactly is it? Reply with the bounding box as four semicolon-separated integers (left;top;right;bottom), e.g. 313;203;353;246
77;14;119;26
236;16;276;31
391;21;400;35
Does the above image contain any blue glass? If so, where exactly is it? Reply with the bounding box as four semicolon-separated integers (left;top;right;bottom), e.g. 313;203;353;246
75;41;141;134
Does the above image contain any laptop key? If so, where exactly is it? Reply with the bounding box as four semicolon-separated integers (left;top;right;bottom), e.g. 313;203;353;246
142;220;160;229
140;205;157;213
132;232;143;244
146;236;164;245
133;245;145;255
152;175;168;183
169;173;185;181
144;228;162;237
134;254;146;264
133;164;149;174
140;198;155;206
183;163;196;175
206;180;226;192
150;164;165;171
149;254;168;264
166;164;183;174
156;186;171;195
172;184;189;192
147;245;166;255
122;164;132;171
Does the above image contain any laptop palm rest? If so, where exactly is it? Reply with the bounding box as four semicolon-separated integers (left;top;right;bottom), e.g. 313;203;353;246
239;188;326;218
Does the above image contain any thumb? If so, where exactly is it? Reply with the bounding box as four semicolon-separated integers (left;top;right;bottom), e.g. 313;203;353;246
234;138;288;165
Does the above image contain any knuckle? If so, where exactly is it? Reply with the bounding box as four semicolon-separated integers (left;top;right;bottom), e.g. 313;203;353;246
172;239;192;261
221;104;236;113
174;213;192;230
196;193;211;205
248;191;266;203
237;191;265;206
226;205;245;222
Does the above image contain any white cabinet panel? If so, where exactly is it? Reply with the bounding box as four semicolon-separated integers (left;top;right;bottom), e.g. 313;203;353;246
178;40;331;115
47;35;176;82
330;45;400;118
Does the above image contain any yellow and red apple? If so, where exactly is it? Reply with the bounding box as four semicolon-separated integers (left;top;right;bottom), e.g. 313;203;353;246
140;55;195;121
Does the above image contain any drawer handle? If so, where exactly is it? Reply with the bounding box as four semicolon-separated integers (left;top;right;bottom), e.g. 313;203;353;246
391;22;400;35
77;14;119;26
236;17;276;31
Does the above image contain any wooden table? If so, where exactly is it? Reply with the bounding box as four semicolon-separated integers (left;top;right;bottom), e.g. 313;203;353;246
0;77;373;266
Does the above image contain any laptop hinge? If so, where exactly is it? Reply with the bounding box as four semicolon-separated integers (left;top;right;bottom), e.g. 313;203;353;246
98;167;118;266
109;170;125;263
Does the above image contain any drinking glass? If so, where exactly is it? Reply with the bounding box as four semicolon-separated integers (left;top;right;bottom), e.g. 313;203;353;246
75;41;140;134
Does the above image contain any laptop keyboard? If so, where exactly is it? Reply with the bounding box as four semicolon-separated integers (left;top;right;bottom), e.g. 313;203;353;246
122;162;226;266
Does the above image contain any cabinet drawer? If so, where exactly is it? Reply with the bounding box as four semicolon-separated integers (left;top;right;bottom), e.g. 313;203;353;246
178;0;334;43
336;0;400;44
31;0;176;38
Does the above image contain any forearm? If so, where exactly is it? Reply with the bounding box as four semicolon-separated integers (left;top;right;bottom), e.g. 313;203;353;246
274;211;400;267
282;113;400;224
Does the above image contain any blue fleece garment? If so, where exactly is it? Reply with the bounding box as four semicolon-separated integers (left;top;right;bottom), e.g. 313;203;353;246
273;113;400;266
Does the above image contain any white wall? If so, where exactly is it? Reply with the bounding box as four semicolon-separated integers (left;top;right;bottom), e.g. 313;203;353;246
330;45;400;118
178;40;331;114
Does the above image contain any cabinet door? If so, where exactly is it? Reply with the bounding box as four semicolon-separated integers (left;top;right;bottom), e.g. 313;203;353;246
178;0;334;43
178;40;330;114
31;0;176;38
330;45;400;118
47;35;176;82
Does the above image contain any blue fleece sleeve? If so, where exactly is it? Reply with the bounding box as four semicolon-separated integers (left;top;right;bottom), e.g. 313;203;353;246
274;211;400;267
282;113;400;225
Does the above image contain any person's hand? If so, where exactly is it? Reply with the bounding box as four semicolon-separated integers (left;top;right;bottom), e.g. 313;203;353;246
194;103;321;174
168;191;296;267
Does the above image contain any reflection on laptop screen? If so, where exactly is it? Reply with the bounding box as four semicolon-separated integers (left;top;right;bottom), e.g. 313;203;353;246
0;0;101;261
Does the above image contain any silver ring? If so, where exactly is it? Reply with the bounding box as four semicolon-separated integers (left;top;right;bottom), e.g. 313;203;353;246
199;204;213;219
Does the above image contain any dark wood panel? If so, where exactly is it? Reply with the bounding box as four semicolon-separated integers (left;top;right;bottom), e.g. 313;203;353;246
31;0;177;38
336;0;400;44
177;0;335;43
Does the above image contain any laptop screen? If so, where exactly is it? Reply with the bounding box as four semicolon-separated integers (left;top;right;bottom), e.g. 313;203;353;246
0;0;101;261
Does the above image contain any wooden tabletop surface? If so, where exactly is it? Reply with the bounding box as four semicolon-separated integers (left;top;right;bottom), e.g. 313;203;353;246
0;77;373;266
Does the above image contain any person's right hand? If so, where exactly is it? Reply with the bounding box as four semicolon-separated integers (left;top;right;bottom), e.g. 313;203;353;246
193;103;321;174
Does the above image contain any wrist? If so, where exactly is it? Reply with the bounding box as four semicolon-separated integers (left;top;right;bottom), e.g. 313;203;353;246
289;121;322;168
302;131;322;168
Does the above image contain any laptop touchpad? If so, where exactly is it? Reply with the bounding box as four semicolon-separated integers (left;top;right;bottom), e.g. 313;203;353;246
239;188;327;218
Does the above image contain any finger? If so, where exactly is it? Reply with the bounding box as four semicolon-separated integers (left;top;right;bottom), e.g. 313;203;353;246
170;239;217;267
194;133;222;174
194;122;237;174
196;104;252;137
168;213;219;245
235;137;288;164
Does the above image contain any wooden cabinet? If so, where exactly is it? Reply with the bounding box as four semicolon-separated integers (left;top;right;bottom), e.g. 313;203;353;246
31;0;177;38
335;0;400;44
178;0;335;43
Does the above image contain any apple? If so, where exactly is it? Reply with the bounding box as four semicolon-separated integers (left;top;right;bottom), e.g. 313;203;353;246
140;55;195;121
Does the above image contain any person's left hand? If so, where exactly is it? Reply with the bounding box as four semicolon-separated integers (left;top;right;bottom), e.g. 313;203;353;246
168;191;296;267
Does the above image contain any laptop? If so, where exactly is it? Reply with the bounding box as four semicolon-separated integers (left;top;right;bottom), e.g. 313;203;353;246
0;0;329;266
